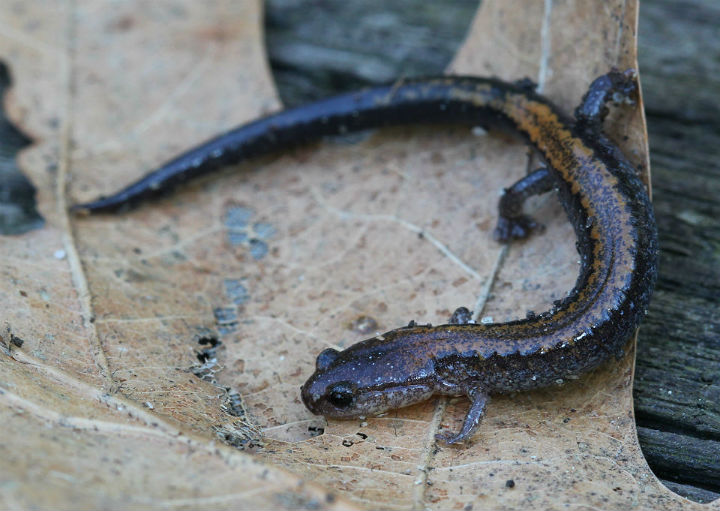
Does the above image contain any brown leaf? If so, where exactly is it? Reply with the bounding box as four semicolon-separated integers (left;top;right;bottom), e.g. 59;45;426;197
0;0;705;509
0;1;352;509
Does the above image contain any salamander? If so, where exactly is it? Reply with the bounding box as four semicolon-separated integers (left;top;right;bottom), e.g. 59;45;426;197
73;70;658;445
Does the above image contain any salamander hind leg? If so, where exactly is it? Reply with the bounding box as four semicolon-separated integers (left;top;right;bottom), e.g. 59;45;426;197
574;68;638;130
436;387;490;445
494;166;555;242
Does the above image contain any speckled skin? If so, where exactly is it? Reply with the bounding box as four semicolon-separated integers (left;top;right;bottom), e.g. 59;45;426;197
74;71;658;445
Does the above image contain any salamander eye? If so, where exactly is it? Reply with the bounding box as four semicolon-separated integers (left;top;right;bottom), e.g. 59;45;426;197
326;382;355;408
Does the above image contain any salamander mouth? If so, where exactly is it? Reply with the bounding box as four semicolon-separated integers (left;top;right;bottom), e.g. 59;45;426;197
302;383;434;419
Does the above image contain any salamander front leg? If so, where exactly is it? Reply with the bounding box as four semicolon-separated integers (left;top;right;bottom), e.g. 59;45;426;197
494;166;555;242
448;306;473;325
436;387;489;444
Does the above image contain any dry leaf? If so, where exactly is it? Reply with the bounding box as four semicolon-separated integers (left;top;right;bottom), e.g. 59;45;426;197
0;0;711;509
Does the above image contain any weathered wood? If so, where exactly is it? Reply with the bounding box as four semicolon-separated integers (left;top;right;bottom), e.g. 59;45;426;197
265;0;479;105
0;63;43;235
634;0;720;502
662;481;720;507
265;0;720;502
638;427;720;503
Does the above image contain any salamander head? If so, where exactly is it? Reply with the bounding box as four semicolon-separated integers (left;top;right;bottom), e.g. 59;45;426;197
300;339;435;418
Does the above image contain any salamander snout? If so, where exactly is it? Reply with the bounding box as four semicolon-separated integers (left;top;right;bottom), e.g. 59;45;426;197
301;376;360;417
301;368;368;419
301;347;362;417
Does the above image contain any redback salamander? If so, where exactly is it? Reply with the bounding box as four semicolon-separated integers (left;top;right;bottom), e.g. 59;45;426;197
73;70;658;444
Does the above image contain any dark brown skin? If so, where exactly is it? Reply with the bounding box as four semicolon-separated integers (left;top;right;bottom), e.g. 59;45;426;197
74;70;658;445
